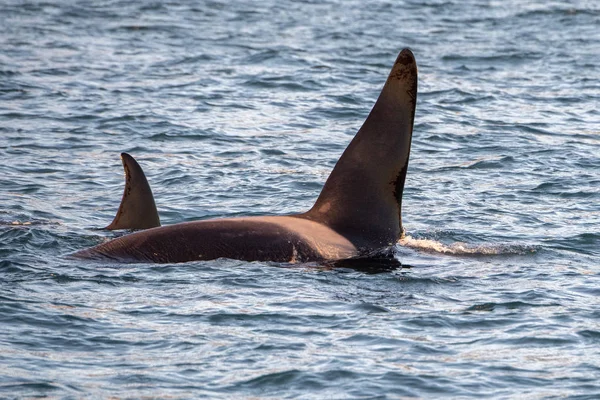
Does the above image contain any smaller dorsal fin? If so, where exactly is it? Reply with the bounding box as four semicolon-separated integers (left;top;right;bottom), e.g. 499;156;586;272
105;153;160;230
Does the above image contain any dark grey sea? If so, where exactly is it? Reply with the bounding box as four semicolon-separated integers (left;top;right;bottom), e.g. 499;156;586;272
1;0;599;398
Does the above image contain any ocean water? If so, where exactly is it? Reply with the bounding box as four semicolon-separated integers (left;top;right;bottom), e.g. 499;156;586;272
1;0;599;398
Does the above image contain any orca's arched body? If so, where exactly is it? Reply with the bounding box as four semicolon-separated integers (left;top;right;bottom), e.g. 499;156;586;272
73;49;418;264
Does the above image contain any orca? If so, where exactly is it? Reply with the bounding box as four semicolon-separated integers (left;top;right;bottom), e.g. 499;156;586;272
73;48;418;264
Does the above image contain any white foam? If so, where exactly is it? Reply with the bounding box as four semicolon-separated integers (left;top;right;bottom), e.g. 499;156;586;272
399;235;531;256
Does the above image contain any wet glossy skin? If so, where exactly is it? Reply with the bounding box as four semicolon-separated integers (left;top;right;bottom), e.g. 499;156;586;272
75;216;357;263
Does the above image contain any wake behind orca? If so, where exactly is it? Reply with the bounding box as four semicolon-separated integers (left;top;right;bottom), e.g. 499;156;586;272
73;49;418;264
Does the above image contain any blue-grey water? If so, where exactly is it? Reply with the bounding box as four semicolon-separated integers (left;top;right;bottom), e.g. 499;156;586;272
1;0;599;398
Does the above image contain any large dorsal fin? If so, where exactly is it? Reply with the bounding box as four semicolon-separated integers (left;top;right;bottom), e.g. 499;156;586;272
302;49;418;249
105;153;161;230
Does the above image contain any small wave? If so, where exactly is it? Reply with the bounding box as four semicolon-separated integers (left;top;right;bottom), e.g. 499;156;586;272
0;220;58;227
399;236;536;256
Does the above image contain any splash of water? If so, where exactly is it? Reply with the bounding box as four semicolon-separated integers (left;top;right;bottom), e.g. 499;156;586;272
399;235;536;256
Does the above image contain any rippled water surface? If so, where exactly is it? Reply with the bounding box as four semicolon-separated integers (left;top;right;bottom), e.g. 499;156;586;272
1;0;599;398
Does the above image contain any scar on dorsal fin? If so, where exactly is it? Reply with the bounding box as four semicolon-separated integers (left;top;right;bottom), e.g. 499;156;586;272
105;153;160;230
